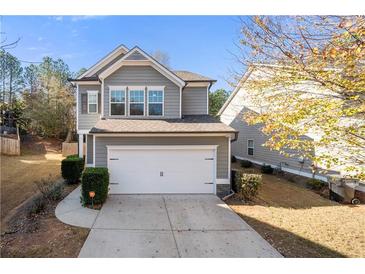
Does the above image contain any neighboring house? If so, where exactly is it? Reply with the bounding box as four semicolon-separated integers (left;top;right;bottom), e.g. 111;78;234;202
218;67;345;182
69;45;236;197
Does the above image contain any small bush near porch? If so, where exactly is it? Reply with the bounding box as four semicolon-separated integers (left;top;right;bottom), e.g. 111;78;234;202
81;167;109;206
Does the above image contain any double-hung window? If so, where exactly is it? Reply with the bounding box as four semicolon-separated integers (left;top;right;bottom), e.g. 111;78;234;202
129;87;145;116
247;139;254;156
87;90;98;114
110;87;126;116
148;87;164;116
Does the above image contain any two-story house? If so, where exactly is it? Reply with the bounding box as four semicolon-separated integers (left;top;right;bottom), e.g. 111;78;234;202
69;45;236;197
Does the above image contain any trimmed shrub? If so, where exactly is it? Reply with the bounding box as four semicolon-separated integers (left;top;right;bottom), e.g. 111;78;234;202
231;156;237;163
61;155;84;184
240;160;253;168
307;178;326;190
235;171;262;200
81;167;109;205
67;154;85;171
261;164;274;174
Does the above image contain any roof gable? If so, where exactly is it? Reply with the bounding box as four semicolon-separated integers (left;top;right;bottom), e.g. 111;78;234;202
98;46;186;87
78;44;129;79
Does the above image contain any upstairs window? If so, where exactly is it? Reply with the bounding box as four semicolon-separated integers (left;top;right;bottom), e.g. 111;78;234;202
148;87;164;116
87;90;98;114
129;88;145;116
247;139;254;156
110;87;126;116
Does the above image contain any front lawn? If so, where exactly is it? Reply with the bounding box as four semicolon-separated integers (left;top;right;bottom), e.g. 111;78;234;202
1;136;63;221
227;164;365;258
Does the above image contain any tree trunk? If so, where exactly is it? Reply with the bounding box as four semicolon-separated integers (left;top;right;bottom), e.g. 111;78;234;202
64;129;73;143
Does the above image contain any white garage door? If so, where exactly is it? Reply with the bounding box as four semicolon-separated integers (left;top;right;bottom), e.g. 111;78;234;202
108;146;216;194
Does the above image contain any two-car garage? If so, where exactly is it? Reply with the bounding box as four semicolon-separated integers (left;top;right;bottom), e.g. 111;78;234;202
107;145;217;194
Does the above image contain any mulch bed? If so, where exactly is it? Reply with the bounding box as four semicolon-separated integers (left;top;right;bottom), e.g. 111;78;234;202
0;184;89;258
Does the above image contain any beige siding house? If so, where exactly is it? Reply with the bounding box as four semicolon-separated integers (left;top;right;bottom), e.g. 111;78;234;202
70;45;236;197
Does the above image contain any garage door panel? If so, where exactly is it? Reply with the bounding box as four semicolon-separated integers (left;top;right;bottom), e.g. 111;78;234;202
108;147;215;194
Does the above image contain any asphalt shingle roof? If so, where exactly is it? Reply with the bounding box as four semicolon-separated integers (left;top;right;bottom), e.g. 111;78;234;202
90;115;236;134
173;71;216;82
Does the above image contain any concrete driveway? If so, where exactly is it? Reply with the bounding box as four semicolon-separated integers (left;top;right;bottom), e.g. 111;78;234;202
78;194;281;258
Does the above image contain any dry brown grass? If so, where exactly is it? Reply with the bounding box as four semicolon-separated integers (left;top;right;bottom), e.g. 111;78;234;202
227;164;365;258
1;138;64;220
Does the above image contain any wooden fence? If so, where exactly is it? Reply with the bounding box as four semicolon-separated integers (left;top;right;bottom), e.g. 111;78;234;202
62;142;78;156
0;135;20;156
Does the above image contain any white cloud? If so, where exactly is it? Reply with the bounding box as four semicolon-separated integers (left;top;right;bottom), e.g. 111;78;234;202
70;16;103;22
54;16;63;22
37;36;44;41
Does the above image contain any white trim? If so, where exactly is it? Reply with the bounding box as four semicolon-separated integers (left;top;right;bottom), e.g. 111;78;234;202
78;133;84;158
93;135;96;167
228;136;231;180
79;44;129;79
92;133;236;138
128;87;145;116
185;82;210;87
179;86;182;118
206;85;209;114
87;90;98;114
247;139;254;156
109;86;127;117
234;155;328;182
77;129;90;134
216;179;230;185
99;47;185;87
85;134;88;165
214;148;217;194
101;79;104;117
106;145;218;150
76;84;79;131
147;86;165;117
75;81;101;85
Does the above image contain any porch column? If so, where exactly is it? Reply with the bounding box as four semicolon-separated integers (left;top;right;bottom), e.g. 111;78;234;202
78;134;84;158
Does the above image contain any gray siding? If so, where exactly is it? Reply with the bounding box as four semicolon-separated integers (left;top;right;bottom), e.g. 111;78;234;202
94;136;229;179
104;66;180;119
226;107;313;172
125;51;147;60
182;87;208;115
86;134;93;164
78;85;101;131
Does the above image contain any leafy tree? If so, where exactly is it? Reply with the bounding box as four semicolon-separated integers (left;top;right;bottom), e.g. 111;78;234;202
237;16;365;179
23;57;75;141
209;89;230;116
0;50;24;105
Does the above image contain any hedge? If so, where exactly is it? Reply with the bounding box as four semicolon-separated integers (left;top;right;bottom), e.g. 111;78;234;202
234;171;262;200
81;167;109;205
61;155;84;184
240;160;253;168
261;164;274;174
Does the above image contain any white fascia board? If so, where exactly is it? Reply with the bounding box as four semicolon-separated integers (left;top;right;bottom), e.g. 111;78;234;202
78;45;129;79
99;47;185;87
74;81;101;85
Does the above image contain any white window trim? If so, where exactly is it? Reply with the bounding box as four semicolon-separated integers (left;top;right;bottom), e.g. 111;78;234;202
109;86;126;116
87;90;98;114
128;86;146;116
147;86;165;117
247;139;254;156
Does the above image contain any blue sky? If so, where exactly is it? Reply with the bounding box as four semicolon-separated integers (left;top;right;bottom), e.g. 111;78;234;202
1;16;246;91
